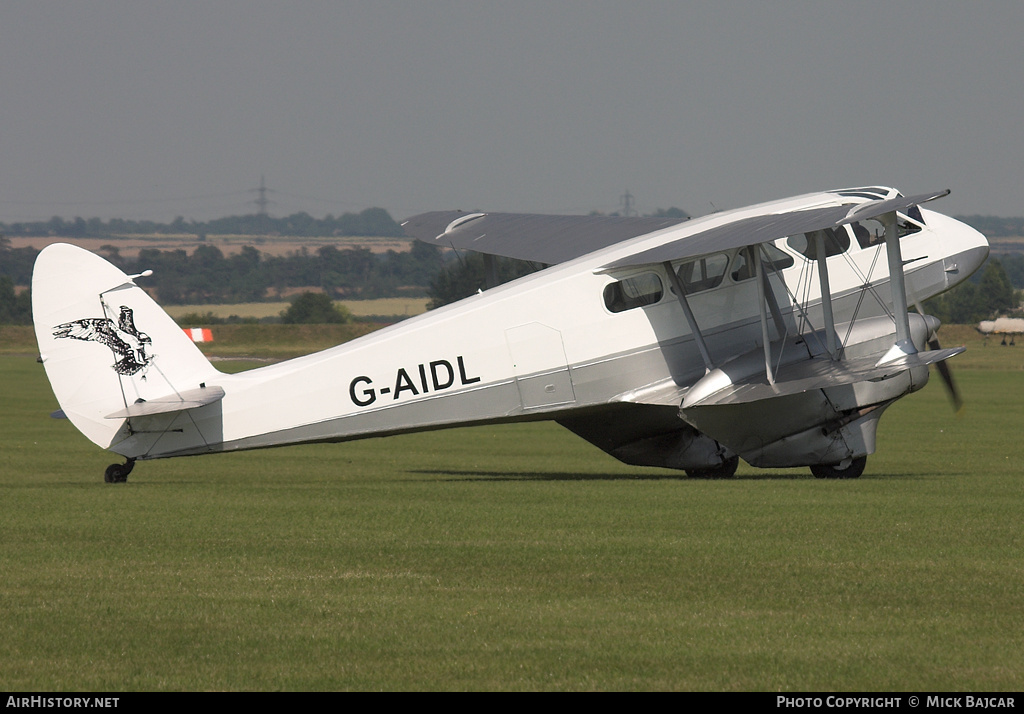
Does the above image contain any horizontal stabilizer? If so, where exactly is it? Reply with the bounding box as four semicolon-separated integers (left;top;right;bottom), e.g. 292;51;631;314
683;348;964;408
105;385;225;419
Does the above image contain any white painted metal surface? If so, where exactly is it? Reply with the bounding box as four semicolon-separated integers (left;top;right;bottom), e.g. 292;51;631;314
32;186;990;478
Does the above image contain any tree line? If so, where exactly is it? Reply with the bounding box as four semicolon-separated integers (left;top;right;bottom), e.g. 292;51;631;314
99;241;446;304
953;215;1024;238
0;236;451;324
3;211;1024;325
5;242;1019;327
0;207;404;239
923;258;1018;324
7;208;1021;240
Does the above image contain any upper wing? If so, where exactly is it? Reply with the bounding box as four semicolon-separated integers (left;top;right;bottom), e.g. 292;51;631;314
401;211;688;265
402;191;947;268
601;190;949;270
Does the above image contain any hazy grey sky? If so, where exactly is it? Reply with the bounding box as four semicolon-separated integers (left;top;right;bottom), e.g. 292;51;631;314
1;1;1022;223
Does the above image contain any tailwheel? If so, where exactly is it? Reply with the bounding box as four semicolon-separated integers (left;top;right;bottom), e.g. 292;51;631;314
686;455;739;479
810;456;866;480
103;458;135;484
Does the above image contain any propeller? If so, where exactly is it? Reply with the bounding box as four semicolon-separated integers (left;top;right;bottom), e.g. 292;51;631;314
928;336;963;412
914;302;963;413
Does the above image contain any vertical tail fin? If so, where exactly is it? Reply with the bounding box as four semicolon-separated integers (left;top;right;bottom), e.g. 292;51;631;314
32;244;221;452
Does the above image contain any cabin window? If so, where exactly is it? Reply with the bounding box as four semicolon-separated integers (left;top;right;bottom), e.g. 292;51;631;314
850;220;883;249
904;205;926;225
847;213;923;249
898;210;924;238
603;273;664;313
674;253;729;294
729;244;795;282
786;227;851;260
764;243;795;271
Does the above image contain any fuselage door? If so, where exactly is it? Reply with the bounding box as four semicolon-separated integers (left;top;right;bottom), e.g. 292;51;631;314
504;322;577;411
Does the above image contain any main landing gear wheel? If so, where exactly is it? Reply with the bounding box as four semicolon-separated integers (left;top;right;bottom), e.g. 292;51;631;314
103;459;135;484
810;456;866;480
686;455;739;479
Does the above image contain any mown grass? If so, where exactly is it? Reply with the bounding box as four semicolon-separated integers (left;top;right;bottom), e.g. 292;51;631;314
1;330;1022;691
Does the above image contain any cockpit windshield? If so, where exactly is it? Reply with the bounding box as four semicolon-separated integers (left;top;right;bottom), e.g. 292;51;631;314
848;210;924;249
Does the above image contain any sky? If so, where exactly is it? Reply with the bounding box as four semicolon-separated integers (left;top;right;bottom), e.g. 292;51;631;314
1;1;1022;224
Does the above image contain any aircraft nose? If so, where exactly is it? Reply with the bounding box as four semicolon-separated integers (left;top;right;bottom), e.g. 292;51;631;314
945;244;989;287
943;219;989;288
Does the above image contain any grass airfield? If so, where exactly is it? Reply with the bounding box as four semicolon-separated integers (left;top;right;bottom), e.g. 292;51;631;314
1;326;1022;691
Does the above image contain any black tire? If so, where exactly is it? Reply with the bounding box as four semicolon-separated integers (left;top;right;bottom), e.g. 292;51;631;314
686;455;739;479
810;455;866;480
103;459;135;484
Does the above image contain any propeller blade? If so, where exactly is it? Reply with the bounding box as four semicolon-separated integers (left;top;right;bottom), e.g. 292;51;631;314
913;300;963;413
928;337;964;413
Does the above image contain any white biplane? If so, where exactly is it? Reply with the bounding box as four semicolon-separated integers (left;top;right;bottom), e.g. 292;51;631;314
32;186;988;482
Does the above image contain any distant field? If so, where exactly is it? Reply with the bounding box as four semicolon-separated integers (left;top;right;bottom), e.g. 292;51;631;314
990;237;1024;253
924;323;1024;370
8;234;413;258
2;325;1023;690
165;297;430;321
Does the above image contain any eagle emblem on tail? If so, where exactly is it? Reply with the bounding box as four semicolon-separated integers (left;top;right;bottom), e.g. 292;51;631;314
53;306;153;376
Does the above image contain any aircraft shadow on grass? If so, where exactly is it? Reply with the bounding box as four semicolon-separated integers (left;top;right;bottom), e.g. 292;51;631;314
408;468;939;482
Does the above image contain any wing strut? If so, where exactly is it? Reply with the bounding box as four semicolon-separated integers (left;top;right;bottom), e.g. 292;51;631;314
752;244;794;385
876;207;917;362
753;247;776;385
812;231;840;360
662;261;715;373
758;249;787;340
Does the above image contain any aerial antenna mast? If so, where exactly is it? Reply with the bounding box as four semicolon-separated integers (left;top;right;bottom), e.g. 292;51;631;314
620;190;635;217
250;175;273;234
